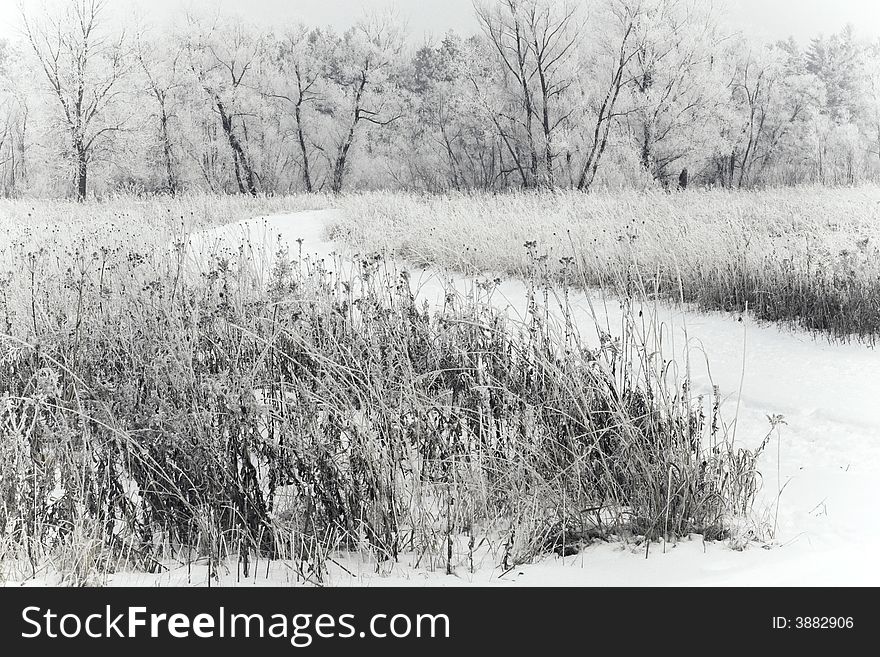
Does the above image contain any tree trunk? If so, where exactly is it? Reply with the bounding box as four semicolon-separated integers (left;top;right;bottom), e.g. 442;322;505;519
75;144;87;201
536;63;554;188
577;32;630;192
294;100;313;193
331;74;368;194
577;78;623;192
640;122;653;178
215;96;257;196
159;111;177;195
577;117;612;192
162;119;177;196
439;116;462;190
521;87;538;188
331;121;357;194
875;128;880;166
512;26;538;188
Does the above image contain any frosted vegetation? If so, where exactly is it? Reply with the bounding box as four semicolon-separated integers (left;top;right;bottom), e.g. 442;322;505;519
0;0;879;199
0;0;878;585
1;187;876;585
330;186;880;341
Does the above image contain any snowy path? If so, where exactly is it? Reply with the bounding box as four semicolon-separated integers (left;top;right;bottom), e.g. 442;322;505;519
178;209;880;587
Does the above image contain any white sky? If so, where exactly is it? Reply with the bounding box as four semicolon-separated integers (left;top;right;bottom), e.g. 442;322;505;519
1;0;878;43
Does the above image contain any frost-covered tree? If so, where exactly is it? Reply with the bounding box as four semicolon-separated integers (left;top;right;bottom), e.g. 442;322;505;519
806;26;861;125
325;14;404;192
265;25;334;192
857;41;880;171
724;42;820;187
182;15;268;195
21;0;132;199
0;39;30;196
475;0;581;188
135;29;185;194
1;1;879;195
575;0;646;190
624;0;727;185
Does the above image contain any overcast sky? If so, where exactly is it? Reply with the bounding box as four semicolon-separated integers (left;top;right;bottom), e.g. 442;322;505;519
1;0;878;44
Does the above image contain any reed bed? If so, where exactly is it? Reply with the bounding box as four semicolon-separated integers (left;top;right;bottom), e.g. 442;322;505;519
331;186;880;342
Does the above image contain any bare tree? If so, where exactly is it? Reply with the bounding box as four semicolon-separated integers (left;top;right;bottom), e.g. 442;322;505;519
864;42;880;167
476;0;580;188
328;14;404;193
21;0;130;200
184;16;264;196
135;33;183;195
135;30;183;194
404;33;508;191
626;0;725;183
0;96;28;197
577;0;644;190
266;26;332;193
0;39;29;196
522;0;580;187
476;0;540;188
464;38;533;188
727;43;816;187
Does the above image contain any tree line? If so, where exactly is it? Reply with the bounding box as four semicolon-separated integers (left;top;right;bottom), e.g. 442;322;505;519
1;0;879;199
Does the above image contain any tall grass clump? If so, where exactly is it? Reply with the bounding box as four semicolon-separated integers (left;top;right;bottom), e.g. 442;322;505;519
0;204;765;582
330;186;880;342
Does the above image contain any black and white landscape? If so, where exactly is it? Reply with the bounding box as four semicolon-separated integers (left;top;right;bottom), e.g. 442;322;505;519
0;0;878;587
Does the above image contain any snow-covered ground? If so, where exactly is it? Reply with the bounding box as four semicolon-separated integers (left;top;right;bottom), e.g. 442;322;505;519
123;209;880;587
